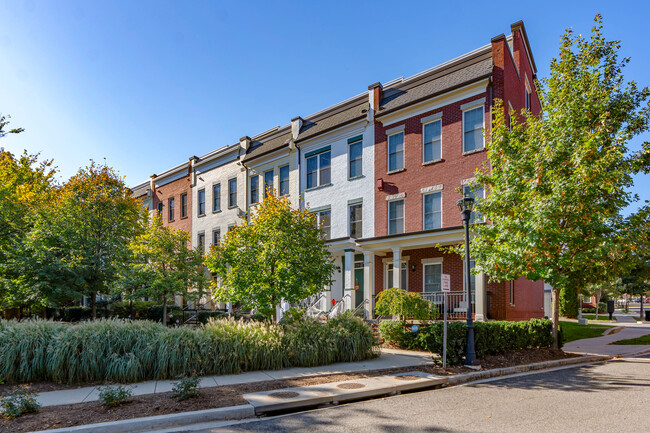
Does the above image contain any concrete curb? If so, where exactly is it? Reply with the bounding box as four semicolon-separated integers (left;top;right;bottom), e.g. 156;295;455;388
30;355;610;433
30;404;255;433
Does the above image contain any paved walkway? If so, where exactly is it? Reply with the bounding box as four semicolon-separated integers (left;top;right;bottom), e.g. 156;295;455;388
564;324;650;357
35;348;432;407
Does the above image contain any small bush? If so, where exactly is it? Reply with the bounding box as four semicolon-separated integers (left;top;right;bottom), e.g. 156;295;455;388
378;320;407;345
375;288;438;321
62;306;92;322
98;384;133;407
280;307;308;325
170;371;200;401
0;385;40;419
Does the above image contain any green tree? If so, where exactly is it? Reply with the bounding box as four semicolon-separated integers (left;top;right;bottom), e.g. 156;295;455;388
0;114;24;138
128;216;209;325
204;192;336;320
26;162;144;318
471;16;650;348
0;149;56;311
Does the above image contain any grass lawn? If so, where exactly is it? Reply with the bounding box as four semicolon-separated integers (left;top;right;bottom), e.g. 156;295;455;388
581;314;616;321
559;321;616;343
610;334;650;345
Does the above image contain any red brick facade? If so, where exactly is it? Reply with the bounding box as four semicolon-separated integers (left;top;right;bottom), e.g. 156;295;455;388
152;172;193;234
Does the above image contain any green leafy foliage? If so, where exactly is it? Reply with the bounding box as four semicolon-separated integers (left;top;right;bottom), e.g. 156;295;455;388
559;286;579;318
374;288;438;321
170;371;200;401
98;384;133;407
127;216;209;325
0;384;40;419
377;320;408;346
393;319;555;365
205;193;336;320
471;16;650;348
0;316;376;383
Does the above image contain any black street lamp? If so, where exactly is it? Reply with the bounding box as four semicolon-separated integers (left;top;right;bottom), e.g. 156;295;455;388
457;195;477;366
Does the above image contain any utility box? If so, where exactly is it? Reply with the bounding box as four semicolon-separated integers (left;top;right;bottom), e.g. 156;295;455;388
645;310;650;321
607;299;615;320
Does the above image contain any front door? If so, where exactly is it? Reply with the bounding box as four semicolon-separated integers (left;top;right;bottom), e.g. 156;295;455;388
354;268;364;307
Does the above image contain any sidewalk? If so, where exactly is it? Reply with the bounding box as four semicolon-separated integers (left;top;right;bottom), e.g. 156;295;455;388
563;325;650;357
35;348;432;407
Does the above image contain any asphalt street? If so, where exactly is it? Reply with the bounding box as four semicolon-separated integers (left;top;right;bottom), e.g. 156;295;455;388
182;359;650;433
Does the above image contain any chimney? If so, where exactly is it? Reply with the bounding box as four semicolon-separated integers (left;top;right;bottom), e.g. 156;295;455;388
368;82;383;113
291;116;303;141
240;136;252;151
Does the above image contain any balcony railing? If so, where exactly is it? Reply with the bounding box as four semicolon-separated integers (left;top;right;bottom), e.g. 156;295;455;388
422;291;474;320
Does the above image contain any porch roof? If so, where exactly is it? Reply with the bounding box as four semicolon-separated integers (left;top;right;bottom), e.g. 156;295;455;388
355;226;466;253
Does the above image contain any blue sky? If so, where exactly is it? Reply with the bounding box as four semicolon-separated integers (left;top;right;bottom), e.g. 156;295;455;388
1;0;648;212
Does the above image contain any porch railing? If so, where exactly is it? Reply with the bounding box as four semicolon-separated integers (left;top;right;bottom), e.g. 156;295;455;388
422;291;474;321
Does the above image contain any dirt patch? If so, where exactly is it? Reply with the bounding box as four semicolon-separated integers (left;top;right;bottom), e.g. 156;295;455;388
0;348;579;433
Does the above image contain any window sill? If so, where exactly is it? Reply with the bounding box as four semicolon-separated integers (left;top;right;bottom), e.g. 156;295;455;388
168;219;175;223
180;216;188;220
348;175;365;181
305;183;332;192
228;205;238;210
387;168;406;175
462;148;486;156
212;209;222;214
422;158;444;166
198;213;206;218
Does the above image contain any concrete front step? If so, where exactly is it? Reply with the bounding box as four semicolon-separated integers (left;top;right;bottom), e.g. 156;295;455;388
243;371;445;414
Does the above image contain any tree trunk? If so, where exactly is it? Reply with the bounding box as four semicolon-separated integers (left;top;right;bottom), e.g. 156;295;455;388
91;293;97;320
594;290;601;320
552;287;560;350
640;294;644;321
162;296;168;326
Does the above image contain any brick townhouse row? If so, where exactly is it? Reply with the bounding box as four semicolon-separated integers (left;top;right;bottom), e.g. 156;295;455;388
131;20;549;321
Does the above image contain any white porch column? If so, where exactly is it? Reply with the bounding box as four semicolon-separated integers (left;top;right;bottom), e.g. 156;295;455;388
363;251;375;319
344;249;354;311
392;247;401;289
475;272;487;321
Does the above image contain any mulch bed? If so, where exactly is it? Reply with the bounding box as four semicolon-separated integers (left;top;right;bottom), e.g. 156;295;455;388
1;348;578;433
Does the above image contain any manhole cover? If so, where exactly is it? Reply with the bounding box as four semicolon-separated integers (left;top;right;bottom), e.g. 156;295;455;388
394;375;422;381
269;391;300;399
337;382;366;389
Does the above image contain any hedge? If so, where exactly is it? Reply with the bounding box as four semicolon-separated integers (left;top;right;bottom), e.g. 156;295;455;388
0;314;378;384
379;318;556;365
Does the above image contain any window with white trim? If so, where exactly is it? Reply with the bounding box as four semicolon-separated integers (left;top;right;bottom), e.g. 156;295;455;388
349;203;362;238
386;262;408;289
264;170;274;197
314;209;331;240
423;120;442;163
212;229;220;246
463;107;484;153
180;193;188;218
197;188;206;216
423;263;442;293
388;131;404;171
250;175;259;204
168;198;175;221
348;138;363;178
212;183;221;212
388;199;404;235
423;192;442;230
197;232;205;253
462;184;484;224
306;151;331;189
279;165;289;196
228;178;237;208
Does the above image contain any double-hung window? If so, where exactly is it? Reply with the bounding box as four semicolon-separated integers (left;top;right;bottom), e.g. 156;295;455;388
463;106;484;153
264;170;274;197
462;185;484;224
212;183;221;212
180;193;188;218
250;175;259;204
423;262;442;293
387;262;407;289
168;198;175;221
348;136;363;178
349;203;362;238
388;131;404;172
212;229;220;246
314;209;331;240
228;178;237;208
279;165;289;196
423;192;442;230
157;202;163;217
388;199;404;234
197;189;206;216
197;232;205;253
306;149;331;189
423;120;442;163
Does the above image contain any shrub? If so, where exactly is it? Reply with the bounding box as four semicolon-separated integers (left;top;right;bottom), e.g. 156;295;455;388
62;306;92;322
110;301;159;319
403;319;555;365
98;384;133;407
170;371;200;401
559;286;579;318
0;384;40;419
280;307;308;325
378;320;406;345
375;288;438;321
0;316;376;384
